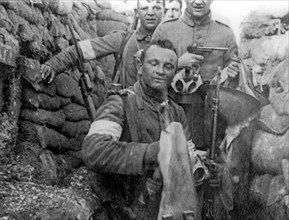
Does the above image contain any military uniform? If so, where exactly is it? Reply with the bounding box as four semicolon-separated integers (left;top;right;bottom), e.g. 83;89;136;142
82;79;190;219
152;11;238;148
44;28;152;88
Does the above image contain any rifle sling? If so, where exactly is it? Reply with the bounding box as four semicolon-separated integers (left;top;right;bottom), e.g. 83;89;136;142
112;31;135;83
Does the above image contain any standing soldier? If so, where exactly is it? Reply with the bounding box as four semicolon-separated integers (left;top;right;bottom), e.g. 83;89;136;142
41;0;164;88
152;0;240;149
82;40;194;219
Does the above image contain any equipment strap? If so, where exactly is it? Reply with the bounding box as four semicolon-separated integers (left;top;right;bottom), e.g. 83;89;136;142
112;31;135;84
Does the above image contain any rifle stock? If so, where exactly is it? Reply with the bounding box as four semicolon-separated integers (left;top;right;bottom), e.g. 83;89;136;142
67;21;96;122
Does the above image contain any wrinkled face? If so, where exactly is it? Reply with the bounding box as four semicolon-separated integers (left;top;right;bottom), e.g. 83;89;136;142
141;45;177;91
137;0;164;32
165;1;182;20
185;0;213;19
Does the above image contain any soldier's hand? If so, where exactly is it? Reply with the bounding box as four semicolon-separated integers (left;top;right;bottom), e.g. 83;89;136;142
207;162;224;188
178;52;204;69
227;60;239;78
41;64;56;84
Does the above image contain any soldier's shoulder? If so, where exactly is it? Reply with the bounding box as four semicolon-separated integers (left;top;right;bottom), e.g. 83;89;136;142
159;17;180;27
214;19;232;29
107;88;135;97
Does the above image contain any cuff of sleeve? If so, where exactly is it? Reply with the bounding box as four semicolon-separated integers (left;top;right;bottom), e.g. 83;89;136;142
124;142;149;175
45;59;65;75
143;142;159;172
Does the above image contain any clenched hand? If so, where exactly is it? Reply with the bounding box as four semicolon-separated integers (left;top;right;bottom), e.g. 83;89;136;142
227;60;239;78
40;64;56;84
178;52;204;69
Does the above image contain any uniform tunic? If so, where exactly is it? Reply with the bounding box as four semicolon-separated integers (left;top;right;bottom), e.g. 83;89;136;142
152;10;238;148
82;79;190;219
45;28;152;87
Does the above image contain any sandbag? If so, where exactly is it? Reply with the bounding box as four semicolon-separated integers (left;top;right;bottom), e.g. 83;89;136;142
158;122;200;220
0;5;13;33
251;129;289;175
17;56;42;91
240;32;288;66
20;108;65;128
22;86;71;111
241;9;287;39
54;36;69;53
62;103;89;122
0;27;18;51
95;0;112;10
18;120;81;151
54;73;84;106
7;8;28;28
59;120;90;138
73;1;89;21
96;20;128;37
269;58;289;115
49;0;73;15
81;0;101;15
258;104;289;135
68;13;90;40
96;9;129;24
5;0;44;25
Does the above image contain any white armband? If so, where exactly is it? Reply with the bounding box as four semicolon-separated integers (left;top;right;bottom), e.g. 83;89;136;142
79;40;96;60
86;120;123;141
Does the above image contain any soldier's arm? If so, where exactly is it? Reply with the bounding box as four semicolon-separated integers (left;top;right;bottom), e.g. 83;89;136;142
42;31;127;79
221;30;239;85
82;94;159;175
224;29;238;67
151;23;168;42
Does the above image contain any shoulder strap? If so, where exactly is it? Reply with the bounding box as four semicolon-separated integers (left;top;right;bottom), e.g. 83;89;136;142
112;31;135;83
121;93;142;142
120;83;151;143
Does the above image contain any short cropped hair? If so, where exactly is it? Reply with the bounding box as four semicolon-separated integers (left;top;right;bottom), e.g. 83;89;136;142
168;0;182;10
137;0;164;8
140;39;177;62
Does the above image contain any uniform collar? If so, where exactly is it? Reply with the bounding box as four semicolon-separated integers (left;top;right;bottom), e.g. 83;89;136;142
139;79;168;104
182;10;212;27
135;27;152;42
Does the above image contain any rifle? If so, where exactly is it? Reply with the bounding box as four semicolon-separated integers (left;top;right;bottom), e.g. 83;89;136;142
67;21;96;122
203;67;222;220
187;45;228;56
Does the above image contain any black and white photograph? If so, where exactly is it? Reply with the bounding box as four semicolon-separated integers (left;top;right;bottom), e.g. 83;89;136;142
0;0;288;219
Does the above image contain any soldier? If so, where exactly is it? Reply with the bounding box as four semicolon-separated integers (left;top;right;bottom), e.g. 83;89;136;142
82;39;191;219
152;0;240;149
164;0;183;20
41;0;164;88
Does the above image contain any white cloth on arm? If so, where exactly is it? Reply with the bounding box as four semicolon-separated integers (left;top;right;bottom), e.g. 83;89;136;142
86;120;123;141
79;40;96;60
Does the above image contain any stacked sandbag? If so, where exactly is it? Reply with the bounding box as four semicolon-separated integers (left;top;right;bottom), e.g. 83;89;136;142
239;7;289;219
0;0;130;219
240;8;289;91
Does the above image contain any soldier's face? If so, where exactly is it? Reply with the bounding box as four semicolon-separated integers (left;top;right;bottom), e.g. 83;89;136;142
137;0;164;32
185;0;213;19
164;1;182;20
141;45;177;91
